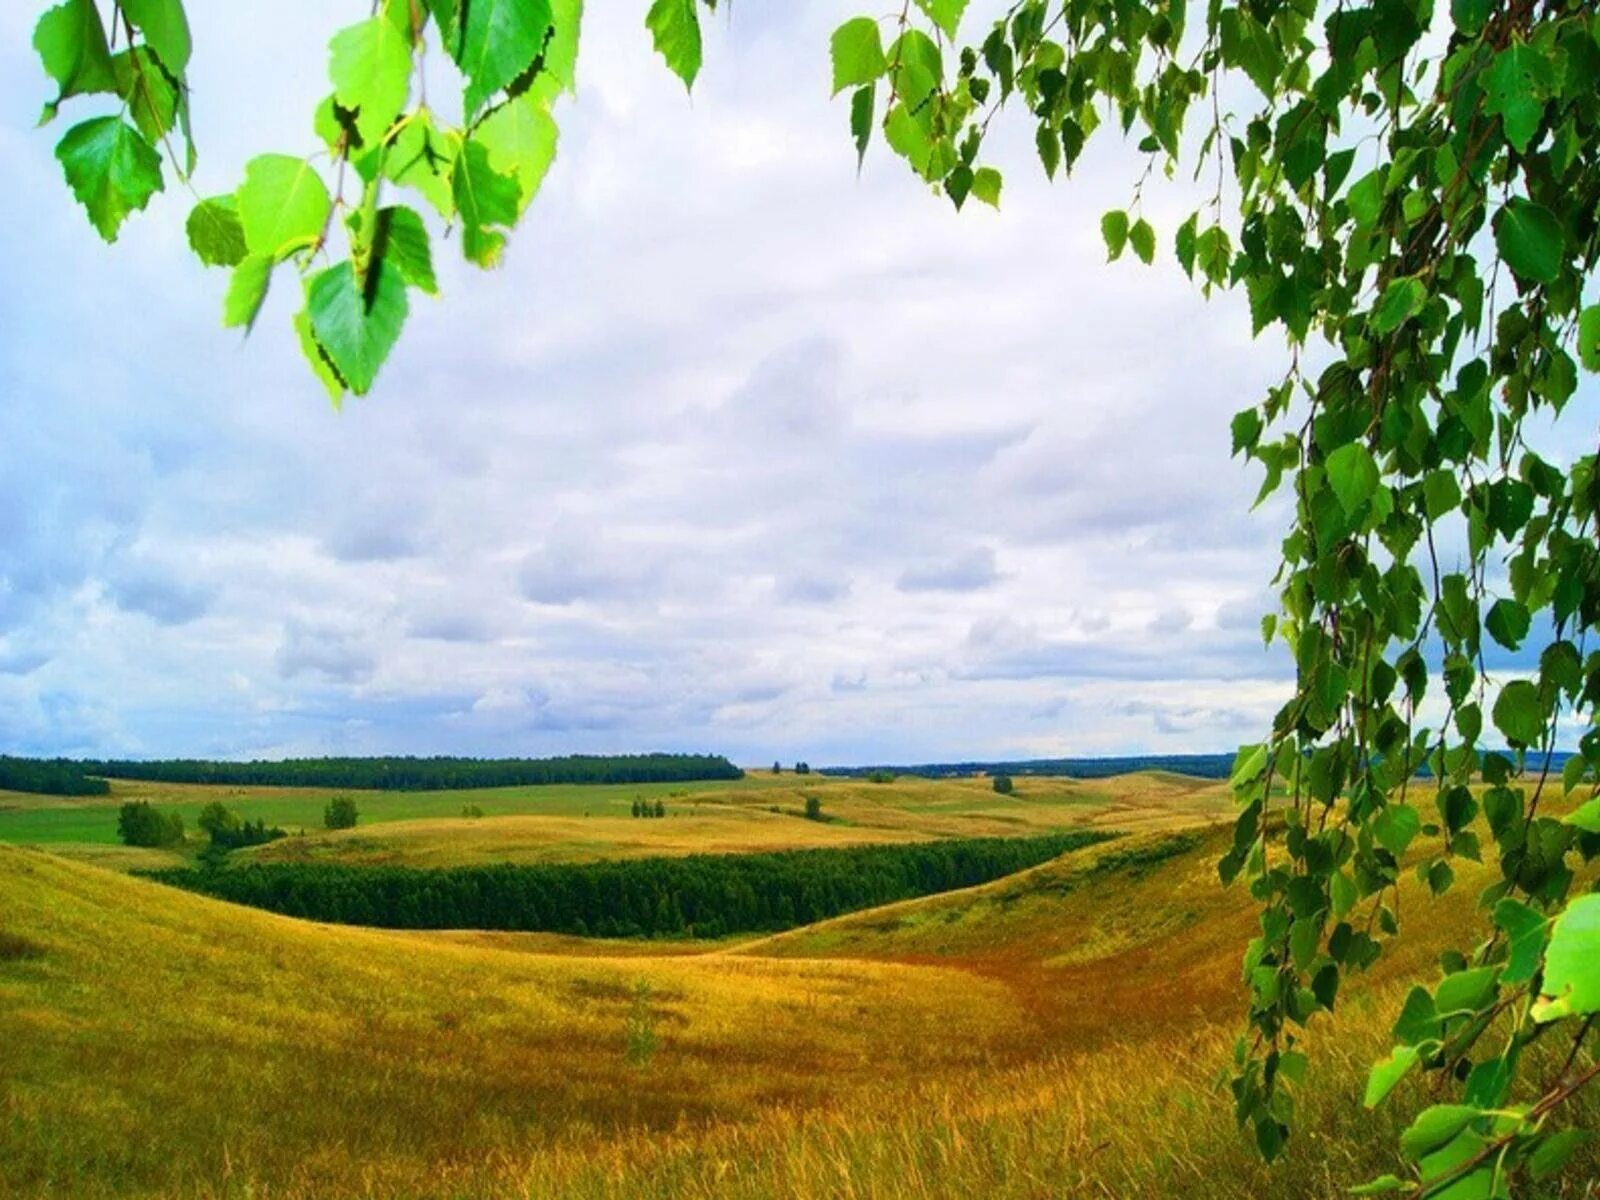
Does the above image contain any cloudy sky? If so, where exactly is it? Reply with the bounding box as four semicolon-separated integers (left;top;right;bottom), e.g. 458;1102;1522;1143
0;2;1335;764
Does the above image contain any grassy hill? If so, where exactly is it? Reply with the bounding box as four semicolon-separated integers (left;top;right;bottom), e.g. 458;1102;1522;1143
6;809;1594;1198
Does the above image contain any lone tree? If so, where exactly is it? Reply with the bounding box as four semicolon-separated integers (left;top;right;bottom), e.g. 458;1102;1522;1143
196;801;240;841
323;795;358;830
804;795;824;821
28;0;1600;1189
992;773;1014;796
116;801;183;848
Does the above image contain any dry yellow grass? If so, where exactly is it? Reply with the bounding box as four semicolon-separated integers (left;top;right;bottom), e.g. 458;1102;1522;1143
241;808;933;867
4;781;1594;1199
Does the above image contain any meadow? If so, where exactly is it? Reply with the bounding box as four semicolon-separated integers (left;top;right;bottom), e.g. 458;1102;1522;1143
3;770;1595;1198
0;769;1231;868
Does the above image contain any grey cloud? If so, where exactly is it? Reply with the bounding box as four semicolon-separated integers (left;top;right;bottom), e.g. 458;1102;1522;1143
276;620;376;684
897;547;999;593
104;567;215;626
776;573;850;604
1147;608;1193;636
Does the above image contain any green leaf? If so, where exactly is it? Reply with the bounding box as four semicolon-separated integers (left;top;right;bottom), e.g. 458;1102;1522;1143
1528;1130;1591;1182
830;18;885;95
1326;443;1379;515
1350;1176;1407;1196
328;14;413;149
459;0;553;114
34;0;116;121
110;47;180;145
378;206;436;294
186;195;246;268
475;93;558;215
1566;798;1600;834
222;255;272;330
1579;305;1600;373
542;0;583;94
971;167;1002;209
306;259;409;396
54;116;163;242
1483;42;1555;154
1493;898;1547;985
1451;0;1491;35
1423;470;1460;521
1373;803;1421;857
294;307;347;402
120;0;192;74
1400;1105;1480;1160
451;139;522;266
1434;966;1497;1016
913;0;968;39
1346;168;1385;228
385;113;456;218
1372;276;1425;334
646;0;701;91
1364;1044;1420;1108
236;154;331;259
1491;679;1543;748
1494;200;1564;285
1532;895;1600;1022
849;84;874;168
1129;218;1155;265
1485;599;1531;651
1101;210;1129;261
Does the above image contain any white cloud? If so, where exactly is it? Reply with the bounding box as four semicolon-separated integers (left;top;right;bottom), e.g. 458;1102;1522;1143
5;3;1586;763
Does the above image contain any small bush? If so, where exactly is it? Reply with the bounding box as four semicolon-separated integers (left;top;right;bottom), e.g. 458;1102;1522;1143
804;795;824;821
323;795;358;830
0;930;46;961
653;799;666;818
867;770;896;784
992;773;1015;795
461;804;484;819
117;801;184;847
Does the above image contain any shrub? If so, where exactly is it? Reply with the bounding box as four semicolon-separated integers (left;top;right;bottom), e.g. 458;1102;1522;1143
866;770;895;784
117;801;183;848
653;799;666;818
992;773;1014;795
197;801;240;840
323;795;358;830
804;795;824;821
460;804;484;819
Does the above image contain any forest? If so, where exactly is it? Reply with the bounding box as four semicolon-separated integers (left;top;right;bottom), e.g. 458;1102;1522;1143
0;756;109;796
78;753;744;790
143;830;1113;938
821;754;1239;780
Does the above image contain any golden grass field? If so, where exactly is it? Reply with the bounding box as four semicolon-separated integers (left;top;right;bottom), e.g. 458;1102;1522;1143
3;772;1596;1198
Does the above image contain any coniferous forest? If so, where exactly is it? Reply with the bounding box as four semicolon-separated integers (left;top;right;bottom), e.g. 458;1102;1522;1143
80;753;743;791
145;831;1112;938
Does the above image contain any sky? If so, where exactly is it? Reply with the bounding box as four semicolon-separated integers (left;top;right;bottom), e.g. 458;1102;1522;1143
0;2;1452;765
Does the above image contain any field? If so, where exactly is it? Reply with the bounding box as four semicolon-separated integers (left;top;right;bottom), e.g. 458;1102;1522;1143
0;770;1233;869
3;771;1595;1198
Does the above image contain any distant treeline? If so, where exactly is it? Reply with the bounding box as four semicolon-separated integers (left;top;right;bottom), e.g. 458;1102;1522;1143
143;831;1113;938
0;756;109;796
820;750;1577;782
77;753;744;791
821;755;1239;780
